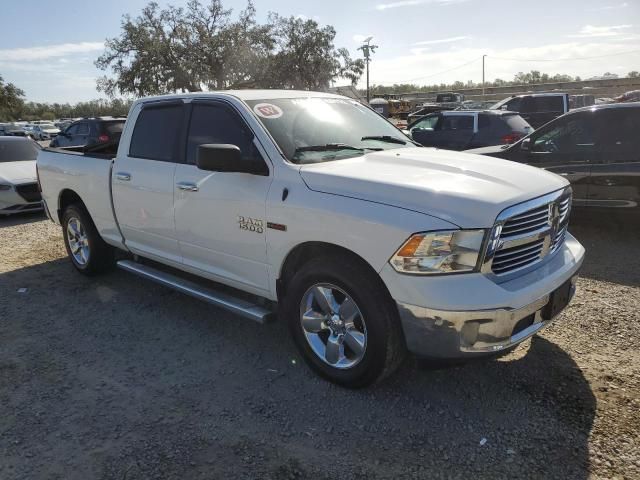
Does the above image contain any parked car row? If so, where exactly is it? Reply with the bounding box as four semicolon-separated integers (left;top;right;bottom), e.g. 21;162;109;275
467;103;640;212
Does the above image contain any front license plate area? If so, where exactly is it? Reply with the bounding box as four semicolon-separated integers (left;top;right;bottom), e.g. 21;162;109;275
542;279;573;321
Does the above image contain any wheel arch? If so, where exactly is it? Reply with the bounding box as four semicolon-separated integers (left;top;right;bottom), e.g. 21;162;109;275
57;189;86;223
277;241;391;302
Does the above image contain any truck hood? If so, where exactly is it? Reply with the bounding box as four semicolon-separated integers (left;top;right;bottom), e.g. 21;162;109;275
464;145;510;155
298;148;568;227
0;161;37;185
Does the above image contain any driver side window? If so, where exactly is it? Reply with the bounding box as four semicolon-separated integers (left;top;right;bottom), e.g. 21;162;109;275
412;115;439;130
186;104;263;166
531;116;594;154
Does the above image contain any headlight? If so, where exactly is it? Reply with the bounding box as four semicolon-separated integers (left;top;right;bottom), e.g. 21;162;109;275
390;230;486;274
0;184;12;191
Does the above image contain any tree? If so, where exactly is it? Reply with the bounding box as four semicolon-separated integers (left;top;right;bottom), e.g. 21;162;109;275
266;14;363;90
95;0;363;97
628;71;639;78
0;75;25;121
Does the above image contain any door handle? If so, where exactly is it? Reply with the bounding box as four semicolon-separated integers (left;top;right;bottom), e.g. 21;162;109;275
176;182;199;192
116;172;131;181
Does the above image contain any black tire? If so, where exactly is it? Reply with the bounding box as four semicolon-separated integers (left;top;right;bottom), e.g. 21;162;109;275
61;203;114;275
283;254;405;388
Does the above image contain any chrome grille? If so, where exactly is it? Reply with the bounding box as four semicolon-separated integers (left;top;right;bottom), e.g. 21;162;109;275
491;238;545;274
499;205;549;238
485;189;572;278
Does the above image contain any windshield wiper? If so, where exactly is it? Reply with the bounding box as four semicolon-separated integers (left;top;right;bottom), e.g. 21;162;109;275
360;135;407;145
294;143;364;154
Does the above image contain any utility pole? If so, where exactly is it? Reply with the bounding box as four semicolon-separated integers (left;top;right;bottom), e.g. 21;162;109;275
482;54;487;100
358;37;378;103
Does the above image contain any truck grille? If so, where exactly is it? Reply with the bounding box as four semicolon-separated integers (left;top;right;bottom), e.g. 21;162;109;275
491;238;545;274
486;189;572;277
15;183;42;203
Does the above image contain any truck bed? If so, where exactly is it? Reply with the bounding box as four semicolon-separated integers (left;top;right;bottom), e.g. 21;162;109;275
37;146;124;248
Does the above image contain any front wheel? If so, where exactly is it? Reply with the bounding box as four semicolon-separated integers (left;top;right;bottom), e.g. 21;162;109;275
62;204;114;275
283;255;405;388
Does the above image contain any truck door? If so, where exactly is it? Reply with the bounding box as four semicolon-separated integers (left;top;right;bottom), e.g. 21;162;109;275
433;114;476;151
589;107;640;209
111;101;184;263
523;112;594;206
173;100;273;294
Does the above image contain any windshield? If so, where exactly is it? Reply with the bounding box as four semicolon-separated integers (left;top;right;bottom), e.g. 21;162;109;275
40;124;56;129
0;140;39;162
245;97;412;164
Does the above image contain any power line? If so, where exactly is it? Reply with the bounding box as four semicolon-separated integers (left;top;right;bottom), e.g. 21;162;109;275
490;48;640;62
384;57;481;84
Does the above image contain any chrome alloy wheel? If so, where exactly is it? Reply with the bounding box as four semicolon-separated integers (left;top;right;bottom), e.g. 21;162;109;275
299;283;367;369
67;217;90;266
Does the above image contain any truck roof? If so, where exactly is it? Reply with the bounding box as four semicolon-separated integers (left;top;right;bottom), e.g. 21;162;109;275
132;90;344;107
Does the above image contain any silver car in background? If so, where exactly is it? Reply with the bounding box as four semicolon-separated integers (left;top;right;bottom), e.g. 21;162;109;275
0;137;43;215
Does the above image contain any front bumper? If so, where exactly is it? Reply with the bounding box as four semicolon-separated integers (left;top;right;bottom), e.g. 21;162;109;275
384;233;584;359
0;186;43;215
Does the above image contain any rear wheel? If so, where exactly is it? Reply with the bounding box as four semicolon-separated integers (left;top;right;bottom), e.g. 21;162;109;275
283;255;405;387
62;204;114;275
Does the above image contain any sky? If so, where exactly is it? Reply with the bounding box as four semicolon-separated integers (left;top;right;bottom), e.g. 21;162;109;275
0;0;639;103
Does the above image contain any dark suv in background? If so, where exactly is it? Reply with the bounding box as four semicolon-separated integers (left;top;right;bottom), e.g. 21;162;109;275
407;110;532;151
490;93;569;129
50;117;126;149
466;103;640;213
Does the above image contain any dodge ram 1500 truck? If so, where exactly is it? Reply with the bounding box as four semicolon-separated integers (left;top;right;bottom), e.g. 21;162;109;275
37;90;585;387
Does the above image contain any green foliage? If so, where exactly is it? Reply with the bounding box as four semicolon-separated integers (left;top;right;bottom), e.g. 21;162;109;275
629;71;639;78
368;70;586;96
95;0;363;97
8;98;133;122
0;75;25;121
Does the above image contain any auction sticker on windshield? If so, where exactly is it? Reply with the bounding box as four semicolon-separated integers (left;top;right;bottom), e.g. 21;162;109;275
253;103;283;119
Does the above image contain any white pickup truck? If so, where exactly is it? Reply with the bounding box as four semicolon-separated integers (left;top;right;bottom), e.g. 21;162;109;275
37;90;585;387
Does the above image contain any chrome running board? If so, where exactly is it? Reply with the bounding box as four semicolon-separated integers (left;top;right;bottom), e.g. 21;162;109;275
117;260;273;324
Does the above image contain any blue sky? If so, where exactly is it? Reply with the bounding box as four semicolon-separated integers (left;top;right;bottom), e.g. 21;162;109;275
0;0;639;103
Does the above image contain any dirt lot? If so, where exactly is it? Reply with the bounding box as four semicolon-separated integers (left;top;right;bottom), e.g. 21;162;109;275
0;213;638;480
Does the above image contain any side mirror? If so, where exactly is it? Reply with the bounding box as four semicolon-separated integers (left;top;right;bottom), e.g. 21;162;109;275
196;144;267;175
520;138;531;151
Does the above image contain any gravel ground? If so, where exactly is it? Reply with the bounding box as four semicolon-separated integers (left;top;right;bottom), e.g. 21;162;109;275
0;212;638;480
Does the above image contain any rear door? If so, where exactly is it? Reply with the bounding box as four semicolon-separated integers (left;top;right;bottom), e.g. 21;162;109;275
173;100;273;293
112;101;185;263
72;121;91;146
524;112;595;205
589;107;640;210
432;113;476;150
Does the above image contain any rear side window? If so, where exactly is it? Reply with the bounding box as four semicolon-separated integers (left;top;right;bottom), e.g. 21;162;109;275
441;115;473;131
76;123;89;135
186;103;260;165
532;96;564;112
103;121;125;135
595;108;640;161
502;113;532;132
129;104;183;161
